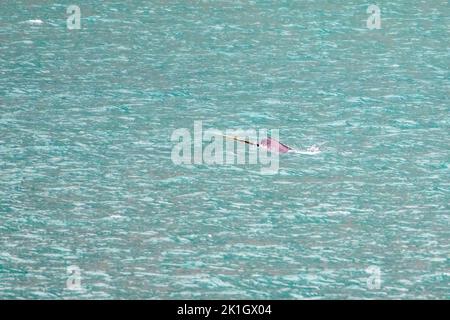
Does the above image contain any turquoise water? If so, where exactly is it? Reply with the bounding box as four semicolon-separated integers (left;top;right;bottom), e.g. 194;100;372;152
1;1;449;299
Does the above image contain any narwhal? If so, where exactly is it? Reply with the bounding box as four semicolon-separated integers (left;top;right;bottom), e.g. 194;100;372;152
222;135;293;153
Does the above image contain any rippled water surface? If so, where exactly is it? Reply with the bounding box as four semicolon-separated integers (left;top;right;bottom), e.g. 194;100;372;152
0;1;449;299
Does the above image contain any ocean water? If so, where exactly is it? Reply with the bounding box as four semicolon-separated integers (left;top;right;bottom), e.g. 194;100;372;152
0;0;449;299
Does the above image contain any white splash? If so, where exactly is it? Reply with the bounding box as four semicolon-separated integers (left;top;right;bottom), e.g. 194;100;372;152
25;19;44;25
291;144;323;155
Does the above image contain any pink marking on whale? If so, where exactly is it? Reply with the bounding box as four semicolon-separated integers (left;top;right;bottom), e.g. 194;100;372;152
259;137;292;153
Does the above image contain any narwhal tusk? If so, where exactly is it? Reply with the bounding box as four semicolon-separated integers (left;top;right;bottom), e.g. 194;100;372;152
220;135;292;153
